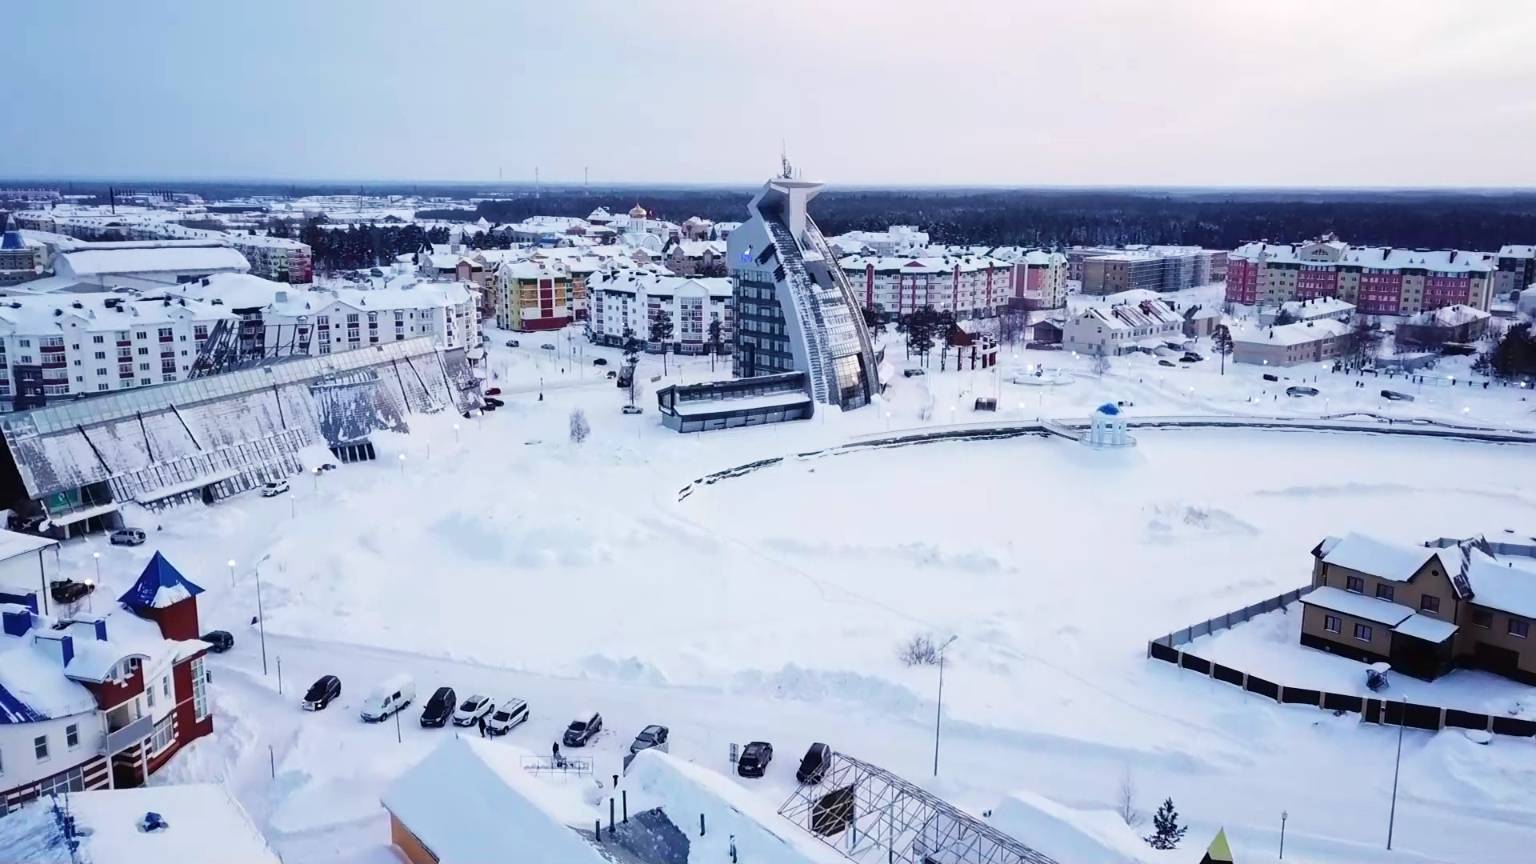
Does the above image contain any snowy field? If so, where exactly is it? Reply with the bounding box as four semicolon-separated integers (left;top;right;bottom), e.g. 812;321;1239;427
46;327;1536;864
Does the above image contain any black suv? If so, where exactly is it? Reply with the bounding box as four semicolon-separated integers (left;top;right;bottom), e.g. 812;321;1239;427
796;742;831;784
420;686;456;728
302;675;341;711
737;741;773;777
563;711;603;747
49;579;94;604
201;631;234;653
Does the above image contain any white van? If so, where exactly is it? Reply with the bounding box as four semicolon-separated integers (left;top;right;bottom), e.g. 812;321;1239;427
485;697;529;736
360;674;415;722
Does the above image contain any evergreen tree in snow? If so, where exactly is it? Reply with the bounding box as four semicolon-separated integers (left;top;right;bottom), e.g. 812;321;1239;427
1145;797;1187;850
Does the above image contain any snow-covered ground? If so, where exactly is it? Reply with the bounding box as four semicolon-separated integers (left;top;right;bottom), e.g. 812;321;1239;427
47;325;1536;864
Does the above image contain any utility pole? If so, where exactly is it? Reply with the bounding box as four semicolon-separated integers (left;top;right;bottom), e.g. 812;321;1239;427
932;635;958;777
255;565;268;676
1387;696;1405;850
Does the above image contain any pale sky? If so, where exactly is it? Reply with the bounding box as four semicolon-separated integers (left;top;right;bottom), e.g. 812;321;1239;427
6;0;1536;187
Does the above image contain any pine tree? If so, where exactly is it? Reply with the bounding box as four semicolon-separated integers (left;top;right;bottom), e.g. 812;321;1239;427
1211;324;1234;376
648;310;674;375
707;316;724;371
1145;797;1187;850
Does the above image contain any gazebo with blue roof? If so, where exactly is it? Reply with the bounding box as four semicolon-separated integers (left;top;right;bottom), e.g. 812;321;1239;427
1084;401;1134;448
118;552;205;640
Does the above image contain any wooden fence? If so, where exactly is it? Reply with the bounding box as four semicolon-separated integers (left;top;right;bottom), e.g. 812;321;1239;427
1147;592;1536;739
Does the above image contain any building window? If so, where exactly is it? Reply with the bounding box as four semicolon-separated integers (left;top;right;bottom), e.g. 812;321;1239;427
1419;595;1440;614
191;657;209;719
146;683;155;709
34;735;48;762
148;714;175;755
1472;608;1493;629
162;676;171;699
1323;615;1341;634
1353;623;1373;642
1345;575;1364;593
1510;618;1530;639
65;724;78;749
1375;584;1394;602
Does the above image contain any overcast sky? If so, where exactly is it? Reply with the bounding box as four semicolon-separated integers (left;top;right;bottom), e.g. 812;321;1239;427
6;0;1535;187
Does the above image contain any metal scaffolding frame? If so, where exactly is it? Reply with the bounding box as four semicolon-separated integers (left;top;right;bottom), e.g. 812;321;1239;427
777;751;1058;864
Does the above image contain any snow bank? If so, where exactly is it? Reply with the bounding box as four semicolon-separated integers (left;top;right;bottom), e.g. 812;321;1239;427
989;790;1156;864
623;749;846;864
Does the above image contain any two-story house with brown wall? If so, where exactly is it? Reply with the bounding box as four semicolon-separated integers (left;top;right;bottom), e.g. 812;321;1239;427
1301;532;1536;682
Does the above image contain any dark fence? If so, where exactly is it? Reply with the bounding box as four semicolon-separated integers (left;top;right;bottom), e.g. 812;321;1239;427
1150;586;1315;648
1147;590;1534;740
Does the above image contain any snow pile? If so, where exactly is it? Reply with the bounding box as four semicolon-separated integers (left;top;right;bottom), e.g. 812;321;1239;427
989;789;1155;864
623;749;846;864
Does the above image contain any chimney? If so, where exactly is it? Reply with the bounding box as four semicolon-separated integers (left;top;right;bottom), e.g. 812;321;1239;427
2;607;33;637
34;631;75;667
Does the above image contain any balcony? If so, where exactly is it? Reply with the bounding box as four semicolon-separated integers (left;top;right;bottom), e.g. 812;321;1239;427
105;712;154;755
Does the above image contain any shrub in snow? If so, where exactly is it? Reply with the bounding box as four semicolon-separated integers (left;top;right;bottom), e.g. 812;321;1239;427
570;409;590;444
1116;770;1143;827
897;634;938;666
1144;797;1187;850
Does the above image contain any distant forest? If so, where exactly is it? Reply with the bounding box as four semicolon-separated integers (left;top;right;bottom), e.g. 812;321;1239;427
11;180;1536;252
421;188;1536;252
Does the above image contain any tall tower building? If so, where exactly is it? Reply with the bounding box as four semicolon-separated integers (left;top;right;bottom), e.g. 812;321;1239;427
726;169;880;411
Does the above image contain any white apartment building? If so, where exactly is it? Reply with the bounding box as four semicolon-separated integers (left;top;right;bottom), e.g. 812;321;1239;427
587;270;733;354
226;234;313;283
839;253;1014;318
0;293;235;409
165;272;479;361
1062;297;1186;356
829;225;930;255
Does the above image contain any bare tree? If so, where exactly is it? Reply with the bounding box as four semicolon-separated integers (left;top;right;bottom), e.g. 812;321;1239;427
569;408;590;444
1116;768;1144;827
897;633;939;667
1091;344;1112;376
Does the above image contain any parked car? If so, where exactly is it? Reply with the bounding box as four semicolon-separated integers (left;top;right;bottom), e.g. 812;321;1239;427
1183;351;1204;362
593;358;609;366
201;630;234;653
261;480;290;497
485;697;530;736
49;579;94;604
504;339;520;348
419;686;456;728
485;387;502;396
1177;355;1198;363
902;369;926;378
1158;359;1176;367
316;462;338;472
562;710;603;747
110;528;147;546
302;675;342;711
1262;373;1280;382
737;741;773;777
629;724;669;755
1381;389;1415;402
606;371;617;379
360;674;415;723
483;397;505;409
621;405;642;415
452;694;494;727
541;343;556;351
796;742;831;784
1286;386;1320;397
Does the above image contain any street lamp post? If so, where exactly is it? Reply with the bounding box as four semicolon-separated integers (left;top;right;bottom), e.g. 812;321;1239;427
1387;695;1406;850
255;565;268;676
227;559;236;587
1280;810;1288;859
397;453;406;476
452;423;460;443
92;551;101;583
932;635;958;777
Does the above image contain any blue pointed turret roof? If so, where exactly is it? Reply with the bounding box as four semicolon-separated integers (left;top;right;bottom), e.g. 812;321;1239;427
0;230;23;250
119;552;205;611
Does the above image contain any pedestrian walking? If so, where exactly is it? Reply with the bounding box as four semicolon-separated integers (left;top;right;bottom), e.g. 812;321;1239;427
477;715;486;738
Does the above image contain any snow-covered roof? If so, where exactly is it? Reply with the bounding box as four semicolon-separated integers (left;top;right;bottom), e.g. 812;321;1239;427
1497;245;1536;259
118;552;204;612
1279;297;1355;319
1466;551;1536;620
1321;532;1452;582
0;528;57;562
383;737;606;864
0;292;235;334
1302;585;1415;627
671;389;810;417
0;605;96;722
1403;304;1490;328
1234;318;1350;347
0;784;280;864
1231;240;1493;273
590;270;731;299
55;243;250;277
1394;612;1458;643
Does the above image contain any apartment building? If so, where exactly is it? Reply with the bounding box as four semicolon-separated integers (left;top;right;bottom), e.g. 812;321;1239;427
664;240;728;276
227;234;313;283
1492;245;1536;299
1061;298;1185;356
1230;319;1350;366
1226;237;1495;316
0;293;235;410
828;225;930;255
587;271;732;354
994;248;1069;310
1301;531;1536;682
1071;246;1224;294
0;229;41;286
839;253;1014;318
494;259;573;331
0;553;213;813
